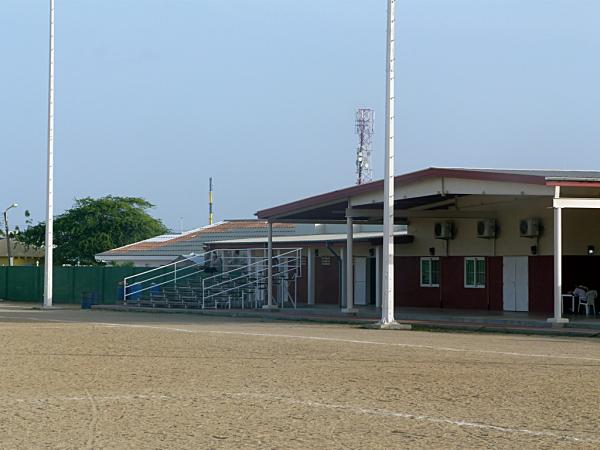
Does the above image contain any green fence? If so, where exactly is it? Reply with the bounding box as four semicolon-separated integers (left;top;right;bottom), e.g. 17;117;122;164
0;266;148;304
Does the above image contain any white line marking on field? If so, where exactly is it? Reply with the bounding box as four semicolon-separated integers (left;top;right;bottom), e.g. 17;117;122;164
228;392;600;445
21;317;600;364
85;389;99;450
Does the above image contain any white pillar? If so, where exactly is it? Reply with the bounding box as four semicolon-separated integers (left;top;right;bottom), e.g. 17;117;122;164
307;248;315;305
381;0;396;325
549;186;568;325
343;216;357;313
43;0;55;309
340;247;346;307
263;221;277;310
375;245;382;308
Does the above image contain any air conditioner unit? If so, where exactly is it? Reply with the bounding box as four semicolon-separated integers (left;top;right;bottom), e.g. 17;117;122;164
520;218;541;237
434;222;454;240
476;219;496;239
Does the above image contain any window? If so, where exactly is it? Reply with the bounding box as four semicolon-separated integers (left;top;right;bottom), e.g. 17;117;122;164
464;257;486;288
420;257;440;287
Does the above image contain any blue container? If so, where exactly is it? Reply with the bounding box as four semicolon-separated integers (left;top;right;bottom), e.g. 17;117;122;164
81;292;97;309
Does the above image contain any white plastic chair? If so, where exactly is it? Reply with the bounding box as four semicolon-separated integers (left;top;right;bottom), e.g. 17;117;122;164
578;290;597;317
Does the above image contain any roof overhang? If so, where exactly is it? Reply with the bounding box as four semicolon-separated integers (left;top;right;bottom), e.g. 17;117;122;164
256;168;562;223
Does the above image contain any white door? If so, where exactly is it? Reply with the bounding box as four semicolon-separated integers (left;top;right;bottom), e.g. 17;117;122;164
354;257;367;306
503;256;529;312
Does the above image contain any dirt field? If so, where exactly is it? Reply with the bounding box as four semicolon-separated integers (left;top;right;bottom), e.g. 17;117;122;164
0;305;599;449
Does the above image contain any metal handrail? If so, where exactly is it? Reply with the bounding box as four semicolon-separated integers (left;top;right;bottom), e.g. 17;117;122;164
201;249;303;308
122;247;302;302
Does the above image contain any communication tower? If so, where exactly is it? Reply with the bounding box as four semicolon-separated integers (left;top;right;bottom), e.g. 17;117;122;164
355;108;374;184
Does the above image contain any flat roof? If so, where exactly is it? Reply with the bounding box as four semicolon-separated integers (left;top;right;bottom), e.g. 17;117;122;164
208;230;410;246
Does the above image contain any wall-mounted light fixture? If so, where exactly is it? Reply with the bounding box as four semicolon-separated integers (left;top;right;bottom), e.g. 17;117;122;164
587;245;595;256
429;247;436;256
530;245;538;255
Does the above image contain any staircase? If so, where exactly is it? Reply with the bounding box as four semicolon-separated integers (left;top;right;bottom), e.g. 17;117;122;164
122;248;302;309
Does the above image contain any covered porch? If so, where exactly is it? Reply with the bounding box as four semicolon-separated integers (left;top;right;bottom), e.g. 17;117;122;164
256;168;600;324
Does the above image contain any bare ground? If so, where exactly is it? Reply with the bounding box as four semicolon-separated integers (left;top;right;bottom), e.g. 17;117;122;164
0;306;598;449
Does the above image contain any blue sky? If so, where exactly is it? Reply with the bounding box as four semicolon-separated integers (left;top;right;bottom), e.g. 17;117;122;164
2;0;600;231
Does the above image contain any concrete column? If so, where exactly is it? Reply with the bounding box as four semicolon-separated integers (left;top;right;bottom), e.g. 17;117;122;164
343;216;357;313
549;186;567;325
375;245;382;308
307;248;315;305
263;221;277;310
340;247;346;307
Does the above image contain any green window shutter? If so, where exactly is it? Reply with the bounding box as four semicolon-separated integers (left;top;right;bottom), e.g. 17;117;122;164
465;259;475;287
431;259;440;285
476;259;486;287
421;259;430;285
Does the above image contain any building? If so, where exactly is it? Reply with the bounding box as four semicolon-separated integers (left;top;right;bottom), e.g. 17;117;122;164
206;224;408;307
95;220;388;268
0;239;44;266
256;167;600;320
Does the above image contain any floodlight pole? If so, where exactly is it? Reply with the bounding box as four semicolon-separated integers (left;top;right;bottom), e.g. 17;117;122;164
381;0;396;325
44;0;55;308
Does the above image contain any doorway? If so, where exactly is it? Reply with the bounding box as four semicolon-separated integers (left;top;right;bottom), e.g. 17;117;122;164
503;256;529;312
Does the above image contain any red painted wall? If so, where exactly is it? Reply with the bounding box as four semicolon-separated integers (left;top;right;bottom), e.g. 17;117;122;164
315;256;340;305
395;257;441;307
394;256;502;310
528;256;553;314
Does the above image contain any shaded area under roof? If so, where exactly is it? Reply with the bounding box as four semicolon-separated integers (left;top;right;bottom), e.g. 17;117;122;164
256;167;600;221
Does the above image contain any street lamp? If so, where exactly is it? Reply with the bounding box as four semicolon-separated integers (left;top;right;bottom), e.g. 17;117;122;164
3;203;18;266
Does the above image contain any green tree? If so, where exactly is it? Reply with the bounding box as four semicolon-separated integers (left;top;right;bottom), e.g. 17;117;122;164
18;196;168;265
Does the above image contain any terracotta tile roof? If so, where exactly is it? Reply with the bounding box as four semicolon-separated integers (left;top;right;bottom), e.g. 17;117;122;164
96;220;295;258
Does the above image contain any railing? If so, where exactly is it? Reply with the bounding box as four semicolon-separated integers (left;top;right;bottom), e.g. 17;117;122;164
201;248;302;309
122;248;303;308
122;251;212;301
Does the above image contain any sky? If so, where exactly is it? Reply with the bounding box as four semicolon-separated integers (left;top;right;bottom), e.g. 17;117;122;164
2;0;600;232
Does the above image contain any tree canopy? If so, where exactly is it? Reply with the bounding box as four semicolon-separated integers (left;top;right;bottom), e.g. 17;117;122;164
18;196;168;265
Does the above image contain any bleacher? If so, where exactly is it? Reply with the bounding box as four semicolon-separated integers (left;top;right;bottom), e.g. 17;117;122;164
122;248;302;310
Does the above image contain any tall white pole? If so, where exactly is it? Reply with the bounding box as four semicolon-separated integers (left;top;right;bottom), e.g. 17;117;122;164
381;0;396;324
44;0;55;308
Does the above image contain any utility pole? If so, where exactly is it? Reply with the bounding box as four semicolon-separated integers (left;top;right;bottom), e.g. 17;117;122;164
44;0;55;308
208;177;214;225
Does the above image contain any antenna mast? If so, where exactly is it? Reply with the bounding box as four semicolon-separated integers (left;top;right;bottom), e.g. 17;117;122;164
355;108;374;184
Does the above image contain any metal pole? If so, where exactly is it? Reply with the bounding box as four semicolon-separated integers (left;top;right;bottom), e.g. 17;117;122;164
381;0;396;325
44;0;55;308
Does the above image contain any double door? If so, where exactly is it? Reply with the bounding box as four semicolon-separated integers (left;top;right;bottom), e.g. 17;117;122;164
503;256;529;312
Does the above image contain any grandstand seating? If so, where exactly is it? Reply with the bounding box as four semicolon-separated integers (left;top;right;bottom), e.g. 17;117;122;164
122;248;302;310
